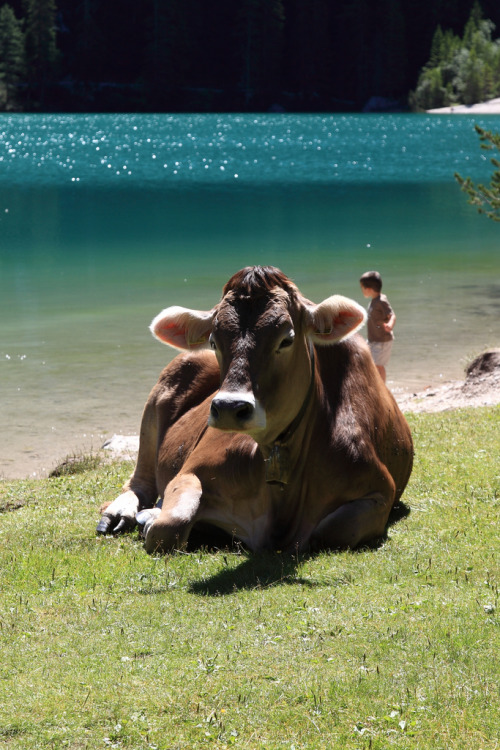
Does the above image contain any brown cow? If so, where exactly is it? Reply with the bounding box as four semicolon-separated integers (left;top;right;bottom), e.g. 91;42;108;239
97;266;413;553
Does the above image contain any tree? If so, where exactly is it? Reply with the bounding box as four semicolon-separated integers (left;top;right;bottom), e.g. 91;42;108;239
236;0;285;104
409;66;444;109
455;125;500;221
24;0;58;106
410;3;500;110
72;0;106;83
285;0;332;102
372;0;407;97
463;0;484;46
428;25;445;67
331;0;370;106
143;0;201;99
0;3;26;109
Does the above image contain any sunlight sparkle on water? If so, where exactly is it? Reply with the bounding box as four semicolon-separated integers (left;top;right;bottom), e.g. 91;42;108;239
0;112;495;188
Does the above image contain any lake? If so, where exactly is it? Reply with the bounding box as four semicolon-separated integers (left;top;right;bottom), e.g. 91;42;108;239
1;113;498;479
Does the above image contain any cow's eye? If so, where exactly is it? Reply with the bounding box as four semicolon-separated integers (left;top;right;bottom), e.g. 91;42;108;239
278;331;295;351
209;334;217;351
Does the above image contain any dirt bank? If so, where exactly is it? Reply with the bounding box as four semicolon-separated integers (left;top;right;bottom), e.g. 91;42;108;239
395;349;500;413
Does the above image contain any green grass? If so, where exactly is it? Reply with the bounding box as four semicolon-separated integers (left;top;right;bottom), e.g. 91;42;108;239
1;407;499;749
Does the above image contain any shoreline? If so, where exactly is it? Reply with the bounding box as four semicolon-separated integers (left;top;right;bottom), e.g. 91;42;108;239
0;353;483;482
3;366;499;483
427;96;500;114
394;375;500;413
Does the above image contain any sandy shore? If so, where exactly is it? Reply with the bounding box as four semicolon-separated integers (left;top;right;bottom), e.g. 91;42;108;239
395;373;500;413
427;97;500;114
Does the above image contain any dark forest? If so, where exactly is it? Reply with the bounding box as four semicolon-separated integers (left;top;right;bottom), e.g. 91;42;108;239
2;0;500;112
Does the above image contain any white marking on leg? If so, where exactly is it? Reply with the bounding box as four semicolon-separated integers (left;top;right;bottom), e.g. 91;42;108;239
170;489;201;523
105;490;139;521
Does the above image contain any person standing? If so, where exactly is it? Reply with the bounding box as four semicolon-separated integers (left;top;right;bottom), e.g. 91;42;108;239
359;271;396;383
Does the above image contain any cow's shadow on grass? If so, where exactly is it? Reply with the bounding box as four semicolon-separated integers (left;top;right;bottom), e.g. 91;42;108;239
189;551;315;596
188;501;410;597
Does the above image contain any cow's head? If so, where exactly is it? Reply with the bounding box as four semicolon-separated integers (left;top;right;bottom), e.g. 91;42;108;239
151;267;366;445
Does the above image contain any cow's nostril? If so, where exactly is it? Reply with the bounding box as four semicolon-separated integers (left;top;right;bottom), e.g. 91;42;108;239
235;403;254;422
210;402;220;421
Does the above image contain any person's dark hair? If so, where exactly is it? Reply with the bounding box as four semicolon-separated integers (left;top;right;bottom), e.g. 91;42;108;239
360;270;382;293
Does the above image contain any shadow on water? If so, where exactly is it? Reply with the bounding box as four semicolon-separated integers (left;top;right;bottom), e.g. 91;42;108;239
186;501;411;597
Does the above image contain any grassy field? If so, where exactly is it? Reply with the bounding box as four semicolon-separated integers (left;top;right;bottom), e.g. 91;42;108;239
1;407;499;749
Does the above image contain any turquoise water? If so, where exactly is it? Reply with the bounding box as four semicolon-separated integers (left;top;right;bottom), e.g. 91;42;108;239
1;113;499;478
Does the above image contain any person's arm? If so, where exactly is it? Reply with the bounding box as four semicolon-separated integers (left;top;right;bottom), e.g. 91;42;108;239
383;311;396;333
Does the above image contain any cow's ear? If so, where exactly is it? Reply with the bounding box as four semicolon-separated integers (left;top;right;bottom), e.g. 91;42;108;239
150;306;215;350
306;295;366;345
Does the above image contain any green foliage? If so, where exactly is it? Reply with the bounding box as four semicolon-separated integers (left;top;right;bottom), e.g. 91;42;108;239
409;66;445;110
0;3;25;108
455;125;500;221
0;0;61;111
236;0;285;100
71;0;106;83
4;0;499;112
143;0;201;94
49;451;103;477
24;0;58;103
410;2;500;111
0;408;499;748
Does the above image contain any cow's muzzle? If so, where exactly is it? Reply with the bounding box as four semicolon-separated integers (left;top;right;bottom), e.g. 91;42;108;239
208;391;266;432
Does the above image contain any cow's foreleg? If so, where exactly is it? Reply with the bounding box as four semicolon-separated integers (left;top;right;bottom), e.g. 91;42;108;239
143;473;203;554
97;398;159;535
310;492;394;550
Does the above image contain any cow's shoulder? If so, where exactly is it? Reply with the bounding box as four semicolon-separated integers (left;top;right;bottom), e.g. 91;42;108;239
149;349;219;411
155;349;219;394
148;351;220;483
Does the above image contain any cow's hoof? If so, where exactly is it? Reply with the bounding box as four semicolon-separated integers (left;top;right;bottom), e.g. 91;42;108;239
136;507;161;538
96;514;114;535
96;514;136;535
